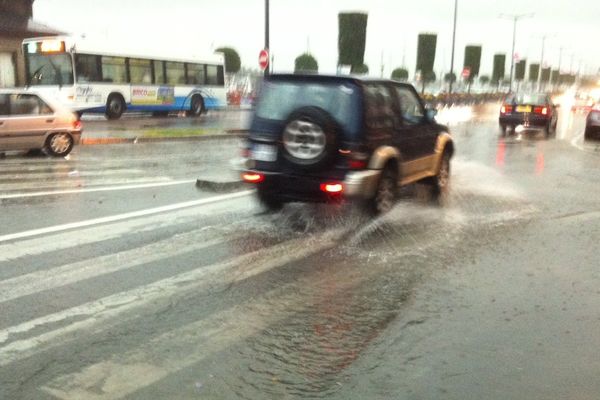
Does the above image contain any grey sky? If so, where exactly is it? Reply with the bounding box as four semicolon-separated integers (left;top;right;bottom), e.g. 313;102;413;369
33;0;600;77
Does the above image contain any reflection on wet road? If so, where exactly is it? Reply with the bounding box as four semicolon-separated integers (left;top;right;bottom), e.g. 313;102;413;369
0;105;599;399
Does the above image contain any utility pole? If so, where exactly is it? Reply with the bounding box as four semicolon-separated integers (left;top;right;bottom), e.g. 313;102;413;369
500;13;534;92
264;0;270;77
449;0;458;94
537;34;555;92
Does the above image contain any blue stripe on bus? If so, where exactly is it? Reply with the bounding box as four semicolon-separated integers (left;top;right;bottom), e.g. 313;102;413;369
80;96;222;114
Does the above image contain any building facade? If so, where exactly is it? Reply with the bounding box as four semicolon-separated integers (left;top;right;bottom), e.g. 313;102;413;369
0;0;62;87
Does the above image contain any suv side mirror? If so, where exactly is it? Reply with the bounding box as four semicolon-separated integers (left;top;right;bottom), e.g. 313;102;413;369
425;108;438;122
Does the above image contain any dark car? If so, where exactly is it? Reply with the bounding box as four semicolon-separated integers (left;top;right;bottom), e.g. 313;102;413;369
584;105;600;141
499;93;558;137
241;74;454;214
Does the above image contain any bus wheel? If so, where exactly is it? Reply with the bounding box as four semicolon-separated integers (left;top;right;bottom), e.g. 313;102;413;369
106;94;126;120
188;95;204;117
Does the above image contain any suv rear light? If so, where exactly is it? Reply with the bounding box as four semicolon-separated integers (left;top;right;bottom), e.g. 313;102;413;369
320;183;343;194
339;149;369;170
348;160;367;169
500;105;513;114
242;172;264;183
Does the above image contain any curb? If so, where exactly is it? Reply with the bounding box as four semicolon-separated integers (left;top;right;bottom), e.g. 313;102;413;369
195;178;246;193
81;131;248;146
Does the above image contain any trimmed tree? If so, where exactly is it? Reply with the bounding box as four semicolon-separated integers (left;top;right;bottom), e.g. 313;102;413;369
391;67;409;81
353;63;369;74
215;47;241;74
515;59;527;81
294;53;318;73
479;75;490;86
444;72;457;84
541;67;551;83
550;69;560;84
529;63;540;82
492;53;506;85
416;33;437;93
463;45;482;92
338;12;368;71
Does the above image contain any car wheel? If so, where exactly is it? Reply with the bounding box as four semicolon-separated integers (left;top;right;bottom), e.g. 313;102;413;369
106;94;125;120
44;132;74;157
371;166;397;215
281;106;338;171
257;187;283;212
188;95;204;117
431;150;451;202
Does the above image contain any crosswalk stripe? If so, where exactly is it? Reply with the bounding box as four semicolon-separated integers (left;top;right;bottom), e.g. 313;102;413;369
0;190;252;244
0;179;197;199
0;194;254;262
0;233;232;304
0;230;342;367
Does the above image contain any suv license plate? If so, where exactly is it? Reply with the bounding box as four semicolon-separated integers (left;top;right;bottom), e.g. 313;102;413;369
252;144;277;162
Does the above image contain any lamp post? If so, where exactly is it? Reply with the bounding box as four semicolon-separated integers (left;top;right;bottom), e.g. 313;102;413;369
448;0;458;94
264;0;270;77
500;13;534;92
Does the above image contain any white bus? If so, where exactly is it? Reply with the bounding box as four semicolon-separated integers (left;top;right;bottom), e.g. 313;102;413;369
22;36;226;119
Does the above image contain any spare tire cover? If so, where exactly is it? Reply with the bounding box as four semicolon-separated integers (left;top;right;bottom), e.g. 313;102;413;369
281;106;339;170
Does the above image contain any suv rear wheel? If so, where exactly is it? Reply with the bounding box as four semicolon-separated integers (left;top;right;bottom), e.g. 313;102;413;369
257;187;283;212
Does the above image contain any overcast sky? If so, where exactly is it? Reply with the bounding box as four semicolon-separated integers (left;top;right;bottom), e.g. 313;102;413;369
33;0;600;77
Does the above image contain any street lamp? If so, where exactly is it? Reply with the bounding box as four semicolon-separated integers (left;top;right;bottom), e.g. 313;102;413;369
499;13;534;92
448;0;458;94
536;34;556;92
264;0;270;77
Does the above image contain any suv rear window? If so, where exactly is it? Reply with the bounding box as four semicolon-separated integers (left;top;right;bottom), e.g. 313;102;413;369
255;81;360;129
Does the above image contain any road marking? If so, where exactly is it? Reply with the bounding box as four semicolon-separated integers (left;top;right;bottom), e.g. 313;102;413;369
0;179;196;199
0;176;175;192
0;234;231;304
0;190;252;243
0;231;341;367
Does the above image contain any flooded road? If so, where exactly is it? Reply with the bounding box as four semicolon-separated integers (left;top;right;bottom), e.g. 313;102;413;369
1;105;599;399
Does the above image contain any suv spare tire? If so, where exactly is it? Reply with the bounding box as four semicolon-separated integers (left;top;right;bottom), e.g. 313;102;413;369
281;106;339;171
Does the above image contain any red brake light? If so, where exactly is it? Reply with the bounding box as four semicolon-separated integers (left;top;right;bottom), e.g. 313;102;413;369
501;105;512;114
320;183;344;194
242;173;264;183
534;107;549;116
348;160;367;169
73;120;82;130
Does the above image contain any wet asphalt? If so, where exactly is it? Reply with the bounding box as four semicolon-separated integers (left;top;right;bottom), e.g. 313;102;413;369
0;105;599;400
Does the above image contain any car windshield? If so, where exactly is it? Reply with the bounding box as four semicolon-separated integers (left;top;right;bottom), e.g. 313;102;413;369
255;80;360;126
25;53;74;86
505;93;547;105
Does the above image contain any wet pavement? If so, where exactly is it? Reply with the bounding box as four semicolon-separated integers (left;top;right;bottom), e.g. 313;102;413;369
0;104;599;400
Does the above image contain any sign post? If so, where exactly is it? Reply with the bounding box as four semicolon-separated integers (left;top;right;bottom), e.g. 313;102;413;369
259;49;270;72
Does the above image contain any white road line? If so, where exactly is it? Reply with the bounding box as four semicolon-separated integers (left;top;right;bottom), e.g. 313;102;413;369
0;231;341;367
0;234;231;304
0;190;252;243
0;196;255;262
0;168;147;181
0;179;196;199
0;176;174;192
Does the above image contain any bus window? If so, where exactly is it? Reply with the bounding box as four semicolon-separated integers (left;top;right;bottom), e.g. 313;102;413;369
206;65;219;85
129;58;152;84
217;65;224;85
153;60;165;84
186;63;206;85
75;54;101;83
101;56;127;83
166;61;185;85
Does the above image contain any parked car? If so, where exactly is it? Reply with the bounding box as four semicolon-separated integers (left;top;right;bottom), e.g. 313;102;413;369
585;104;600;141
0;89;81;157
499;93;558;137
241;74;454;214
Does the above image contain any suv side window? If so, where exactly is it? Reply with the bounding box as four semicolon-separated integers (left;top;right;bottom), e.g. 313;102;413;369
9;94;53;116
364;84;394;131
395;86;425;125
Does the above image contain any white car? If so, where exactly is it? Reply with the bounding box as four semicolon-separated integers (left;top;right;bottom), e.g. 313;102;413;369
0;89;82;157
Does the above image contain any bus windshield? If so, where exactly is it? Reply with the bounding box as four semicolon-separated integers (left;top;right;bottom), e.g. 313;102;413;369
26;53;74;86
